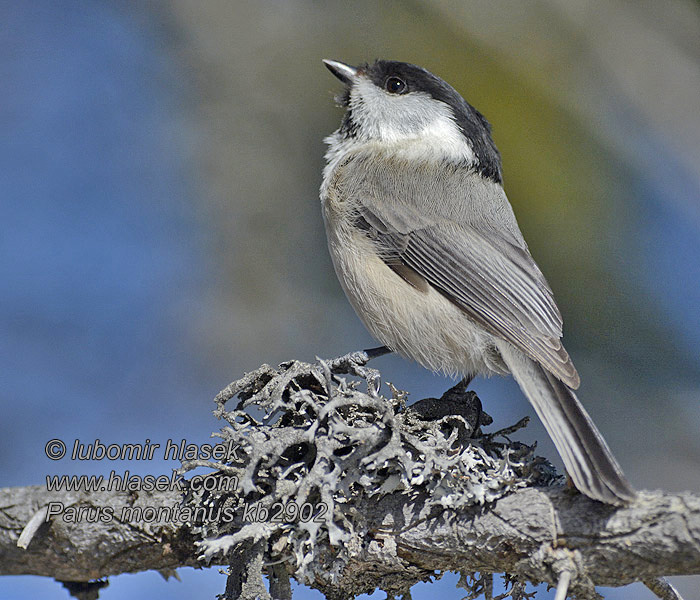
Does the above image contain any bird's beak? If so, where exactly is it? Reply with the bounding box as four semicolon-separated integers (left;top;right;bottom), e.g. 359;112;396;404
323;59;358;85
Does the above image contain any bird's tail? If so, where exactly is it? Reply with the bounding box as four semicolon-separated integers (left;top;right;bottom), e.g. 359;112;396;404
498;344;636;505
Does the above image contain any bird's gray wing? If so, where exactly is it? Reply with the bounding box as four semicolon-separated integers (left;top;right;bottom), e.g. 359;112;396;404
354;201;580;388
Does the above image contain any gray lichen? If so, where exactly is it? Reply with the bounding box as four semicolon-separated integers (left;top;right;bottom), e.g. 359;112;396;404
178;354;561;599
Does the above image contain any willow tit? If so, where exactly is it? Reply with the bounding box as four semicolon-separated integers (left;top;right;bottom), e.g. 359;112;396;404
320;58;636;505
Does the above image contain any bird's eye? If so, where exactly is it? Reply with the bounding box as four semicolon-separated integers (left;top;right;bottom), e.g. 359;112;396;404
385;76;407;94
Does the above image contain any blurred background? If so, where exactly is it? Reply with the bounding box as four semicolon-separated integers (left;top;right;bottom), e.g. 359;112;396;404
2;1;699;598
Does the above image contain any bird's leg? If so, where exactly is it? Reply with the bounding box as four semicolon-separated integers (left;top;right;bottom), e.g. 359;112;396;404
455;374;481;431
326;346;391;374
457;373;474;390
363;345;392;359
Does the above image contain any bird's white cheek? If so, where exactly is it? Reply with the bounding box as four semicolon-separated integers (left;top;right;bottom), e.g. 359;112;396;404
349;81;476;164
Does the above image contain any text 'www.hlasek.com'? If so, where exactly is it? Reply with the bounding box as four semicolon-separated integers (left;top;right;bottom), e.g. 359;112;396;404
43;438;329;526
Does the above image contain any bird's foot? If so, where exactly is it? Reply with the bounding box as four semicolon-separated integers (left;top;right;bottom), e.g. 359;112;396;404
322;347;390;398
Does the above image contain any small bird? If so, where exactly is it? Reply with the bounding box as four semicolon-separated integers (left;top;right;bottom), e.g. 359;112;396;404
320;58;636;505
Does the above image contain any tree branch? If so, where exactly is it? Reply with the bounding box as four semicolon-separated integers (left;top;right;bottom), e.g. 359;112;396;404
1;357;699;599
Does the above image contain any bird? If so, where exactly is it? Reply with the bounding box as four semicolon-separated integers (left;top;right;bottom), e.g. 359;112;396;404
319;58;636;505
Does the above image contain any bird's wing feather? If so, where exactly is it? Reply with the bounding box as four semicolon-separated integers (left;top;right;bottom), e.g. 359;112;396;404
354;198;580;388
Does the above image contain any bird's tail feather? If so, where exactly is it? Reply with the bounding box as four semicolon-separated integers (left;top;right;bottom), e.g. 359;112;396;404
498;344;636;505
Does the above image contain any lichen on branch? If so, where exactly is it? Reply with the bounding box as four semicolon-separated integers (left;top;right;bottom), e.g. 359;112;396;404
180;356;559;599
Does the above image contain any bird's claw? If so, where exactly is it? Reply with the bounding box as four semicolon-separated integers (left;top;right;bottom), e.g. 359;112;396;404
325;350;370;375
321;350;382;398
